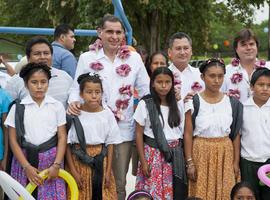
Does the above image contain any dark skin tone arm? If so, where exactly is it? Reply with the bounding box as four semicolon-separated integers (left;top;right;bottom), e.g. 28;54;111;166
135;122;150;177
183;110;197;181
104;144;113;188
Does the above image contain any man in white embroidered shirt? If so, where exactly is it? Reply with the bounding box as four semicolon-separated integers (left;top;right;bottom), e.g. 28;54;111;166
168;32;204;98
68;15;149;200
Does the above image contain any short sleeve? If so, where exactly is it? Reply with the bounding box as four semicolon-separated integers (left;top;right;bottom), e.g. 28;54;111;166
184;99;194;113
133;100;147;126
56;102;66;126
4;104;16;128
105;109;122;145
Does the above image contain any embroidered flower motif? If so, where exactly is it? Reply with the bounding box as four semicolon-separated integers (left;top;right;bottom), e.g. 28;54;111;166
228;89;240;99
118;45;131;60
230;72;243;84
89;38;103;52
191;82;203;92
119;85;133;97
116;64;131;77
231;58;240;67
115;98;130;110
173;72;182;89
89;61;104;71
254;59;266;69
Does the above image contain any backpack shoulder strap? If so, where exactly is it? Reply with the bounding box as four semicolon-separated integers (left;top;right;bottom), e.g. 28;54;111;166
192;94;200;130
13;99;25;146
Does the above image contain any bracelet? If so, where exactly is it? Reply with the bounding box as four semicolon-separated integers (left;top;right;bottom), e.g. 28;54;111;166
53;162;61;166
186;163;195;168
22;164;30;172
186;158;193;162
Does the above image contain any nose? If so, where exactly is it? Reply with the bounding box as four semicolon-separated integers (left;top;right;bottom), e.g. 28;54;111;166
162;82;166;88
37;82;42;88
92;93;97;98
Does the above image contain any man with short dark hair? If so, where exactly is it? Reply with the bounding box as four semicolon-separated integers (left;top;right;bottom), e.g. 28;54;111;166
68;15;149;200
5;36;73;107
52;24;77;78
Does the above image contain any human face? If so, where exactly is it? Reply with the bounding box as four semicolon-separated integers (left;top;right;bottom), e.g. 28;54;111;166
29;43;52;67
152;74;173;99
251;75;270;106
233;187;256;200
98;21;125;52
150;54;167;72
236;39;257;62
62;30;76;50
168;38;192;69
201;65;224;93
26;71;49;103
80;82;102;112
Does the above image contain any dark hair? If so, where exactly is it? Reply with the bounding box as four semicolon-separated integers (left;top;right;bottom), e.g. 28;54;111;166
54;24;74;40
127;190;153;200
250;67;270;86
150;67;180;128
25;37;53;59
146;51;168;76
20;62;51;83
230;181;256;200
99;14;125;32
168;32;192;48
77;73;103;93
233;29;259;59
199;58;226;74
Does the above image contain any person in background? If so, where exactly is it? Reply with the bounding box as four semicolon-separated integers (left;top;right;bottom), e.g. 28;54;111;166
146;51;168;76
52;24;77;78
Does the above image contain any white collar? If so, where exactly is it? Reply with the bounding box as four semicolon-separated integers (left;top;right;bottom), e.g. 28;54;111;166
21;94;57;105
244;96;270;107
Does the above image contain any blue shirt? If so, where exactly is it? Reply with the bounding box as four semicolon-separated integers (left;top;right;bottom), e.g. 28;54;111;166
52;41;77;79
0;88;12;160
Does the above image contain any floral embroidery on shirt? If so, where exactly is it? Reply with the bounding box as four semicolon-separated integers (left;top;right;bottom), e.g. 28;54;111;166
117;45;131;60
119;85;133;97
230;72;243;84
89;38;103;52
116;64;131;77
191;81;203;92
89;61;104;71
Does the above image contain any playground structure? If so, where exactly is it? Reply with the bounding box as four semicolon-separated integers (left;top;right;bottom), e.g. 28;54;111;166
0;0;132;45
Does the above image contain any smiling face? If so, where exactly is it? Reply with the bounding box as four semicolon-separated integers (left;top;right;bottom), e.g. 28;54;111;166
168;38;192;69
28;43;52;67
150;53;167;72
236;38;258;62
26;71;49;103
201;65;225;93
98;21;125;53
80;81;103;112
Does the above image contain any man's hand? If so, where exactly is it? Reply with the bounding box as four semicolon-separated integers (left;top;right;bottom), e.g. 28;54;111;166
67;101;81;116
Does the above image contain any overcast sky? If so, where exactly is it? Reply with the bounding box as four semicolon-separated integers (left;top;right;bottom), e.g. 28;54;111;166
254;2;268;24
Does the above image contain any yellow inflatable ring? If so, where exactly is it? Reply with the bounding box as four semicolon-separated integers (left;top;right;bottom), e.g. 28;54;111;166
20;169;79;200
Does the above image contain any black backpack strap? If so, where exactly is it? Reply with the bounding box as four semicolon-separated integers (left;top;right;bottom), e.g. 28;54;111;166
12;99;25;146
192;94;200;130
229;96;243;140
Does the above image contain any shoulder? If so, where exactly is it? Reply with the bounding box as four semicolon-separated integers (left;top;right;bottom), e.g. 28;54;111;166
51;68;72;81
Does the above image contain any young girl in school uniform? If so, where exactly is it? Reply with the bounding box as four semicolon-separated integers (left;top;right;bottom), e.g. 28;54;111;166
134;67;187;200
66;73;121;200
5;63;67;199
184;58;242;200
240;67;270;200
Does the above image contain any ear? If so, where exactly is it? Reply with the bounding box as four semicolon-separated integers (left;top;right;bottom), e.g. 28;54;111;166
250;84;254;92
60;34;66;41
79;91;83;99
167;48;172;60
200;74;204;81
97;28;102;38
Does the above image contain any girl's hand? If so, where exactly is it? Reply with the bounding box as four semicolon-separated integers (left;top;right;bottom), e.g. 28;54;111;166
71;170;84;190
233;162;240;180
187;164;197;182
47;165;59;180
104;171;111;188
141;162;151;178
25;165;43;186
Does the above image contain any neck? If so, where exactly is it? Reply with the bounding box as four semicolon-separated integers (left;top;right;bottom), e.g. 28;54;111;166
174;62;188;72
81;104;102;112
159;96;167;106
32;97;45;106
253;96;267;108
103;47;118;62
240;59;256;69
203;89;221;98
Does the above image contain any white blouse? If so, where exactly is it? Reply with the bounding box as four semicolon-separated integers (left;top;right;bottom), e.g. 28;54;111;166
5;95;66;146
133;100;184;140
67;108;122;145
185;94;232;138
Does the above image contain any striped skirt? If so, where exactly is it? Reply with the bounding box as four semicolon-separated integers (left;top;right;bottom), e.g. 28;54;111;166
136;140;179;200
67;144;117;200
188;136;238;200
10;147;66;200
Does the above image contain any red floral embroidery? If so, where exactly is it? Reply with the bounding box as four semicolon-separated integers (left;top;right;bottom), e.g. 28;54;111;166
230;72;243;84
191;82;203;92
231;58;240;67
254;59;266;69
111;109;125;122
116;64;131;77
119;85;132;97
89;38;103;52
118;45;131;60
115;98;130;110
89;61;104;71
228;89;240;99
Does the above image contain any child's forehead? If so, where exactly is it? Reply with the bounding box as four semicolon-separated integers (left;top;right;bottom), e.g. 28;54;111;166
83;81;102;88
